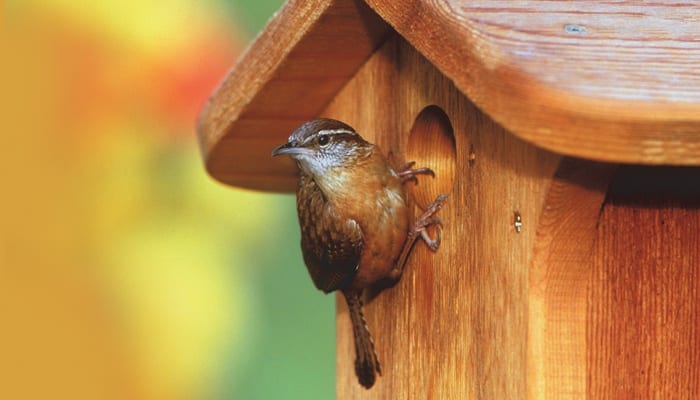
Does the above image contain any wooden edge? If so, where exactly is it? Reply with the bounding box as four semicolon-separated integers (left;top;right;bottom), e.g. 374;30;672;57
197;0;390;191
197;0;332;156
527;158;616;400
364;0;700;165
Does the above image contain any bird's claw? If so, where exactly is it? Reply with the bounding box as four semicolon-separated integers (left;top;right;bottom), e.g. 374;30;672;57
388;194;448;284
420;224;441;251
413;194;448;251
397;161;435;184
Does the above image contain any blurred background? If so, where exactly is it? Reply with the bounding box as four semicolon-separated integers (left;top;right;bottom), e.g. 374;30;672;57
2;1;335;399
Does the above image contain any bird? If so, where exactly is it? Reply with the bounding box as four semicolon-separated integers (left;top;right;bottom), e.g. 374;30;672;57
272;118;447;388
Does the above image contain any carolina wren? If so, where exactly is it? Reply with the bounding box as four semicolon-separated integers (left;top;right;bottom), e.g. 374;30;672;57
272;118;446;388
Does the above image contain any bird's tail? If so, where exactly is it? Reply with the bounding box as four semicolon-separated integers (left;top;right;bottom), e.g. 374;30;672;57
343;291;381;389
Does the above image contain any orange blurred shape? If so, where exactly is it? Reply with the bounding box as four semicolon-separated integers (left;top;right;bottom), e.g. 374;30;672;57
16;8;243;146
147;28;243;134
2;3;248;399
0;271;151;400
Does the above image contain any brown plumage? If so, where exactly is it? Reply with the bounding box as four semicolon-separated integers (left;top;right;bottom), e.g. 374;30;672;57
272;119;446;388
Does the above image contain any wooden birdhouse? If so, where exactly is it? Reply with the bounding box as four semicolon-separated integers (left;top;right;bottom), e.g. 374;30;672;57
197;1;700;398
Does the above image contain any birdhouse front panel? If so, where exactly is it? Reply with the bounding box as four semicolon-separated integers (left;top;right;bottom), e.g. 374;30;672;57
321;34;564;399
197;1;700;399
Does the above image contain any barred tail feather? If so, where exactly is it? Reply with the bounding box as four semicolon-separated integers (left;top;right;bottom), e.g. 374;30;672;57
344;291;381;389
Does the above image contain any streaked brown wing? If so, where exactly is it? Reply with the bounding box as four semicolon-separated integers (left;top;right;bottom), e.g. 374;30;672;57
297;175;363;293
300;216;363;293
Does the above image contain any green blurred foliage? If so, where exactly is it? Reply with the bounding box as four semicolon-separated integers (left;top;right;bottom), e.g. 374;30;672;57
222;0;288;37
2;0;335;399
215;2;336;398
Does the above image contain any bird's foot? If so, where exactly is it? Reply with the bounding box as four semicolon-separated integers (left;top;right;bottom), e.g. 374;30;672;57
386;194;448;284
397;161;434;184
413;194;447;251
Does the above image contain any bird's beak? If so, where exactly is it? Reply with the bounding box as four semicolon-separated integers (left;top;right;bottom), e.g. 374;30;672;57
271;141;312;157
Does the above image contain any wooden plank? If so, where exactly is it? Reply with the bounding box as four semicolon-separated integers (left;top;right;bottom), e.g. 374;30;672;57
197;0;390;191
323;34;563;400
588;167;700;399
527;159;615;400
198;0;700;192
362;0;700;165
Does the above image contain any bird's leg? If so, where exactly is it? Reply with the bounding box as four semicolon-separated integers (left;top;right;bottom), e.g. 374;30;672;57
388;194;448;282
396;161;434;184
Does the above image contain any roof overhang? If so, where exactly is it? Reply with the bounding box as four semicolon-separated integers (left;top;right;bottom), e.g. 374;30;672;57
197;0;700;192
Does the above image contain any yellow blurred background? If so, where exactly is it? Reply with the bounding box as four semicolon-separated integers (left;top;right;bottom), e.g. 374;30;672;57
2;1;335;399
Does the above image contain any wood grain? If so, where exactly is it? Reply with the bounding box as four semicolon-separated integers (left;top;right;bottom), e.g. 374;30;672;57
527;159;615;400
198;0;700;192
197;0;389;191
364;0;700;165
323;34;563;400
588;167;700;399
194;2;700;397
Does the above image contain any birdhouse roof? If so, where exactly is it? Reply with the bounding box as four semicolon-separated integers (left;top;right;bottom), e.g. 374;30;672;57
197;0;700;192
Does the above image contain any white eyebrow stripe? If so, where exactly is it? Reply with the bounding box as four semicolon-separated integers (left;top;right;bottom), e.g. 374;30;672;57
300;128;357;145
317;129;356;136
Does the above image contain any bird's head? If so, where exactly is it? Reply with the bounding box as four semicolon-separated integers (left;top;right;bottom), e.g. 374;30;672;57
272;119;373;177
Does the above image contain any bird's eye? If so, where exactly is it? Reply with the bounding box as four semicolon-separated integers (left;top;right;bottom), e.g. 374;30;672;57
317;134;330;146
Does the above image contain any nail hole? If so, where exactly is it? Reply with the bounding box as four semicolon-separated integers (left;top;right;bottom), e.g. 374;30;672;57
564;24;587;34
406;105;456;209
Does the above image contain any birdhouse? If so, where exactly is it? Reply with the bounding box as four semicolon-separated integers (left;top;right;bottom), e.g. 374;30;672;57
197;1;700;398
